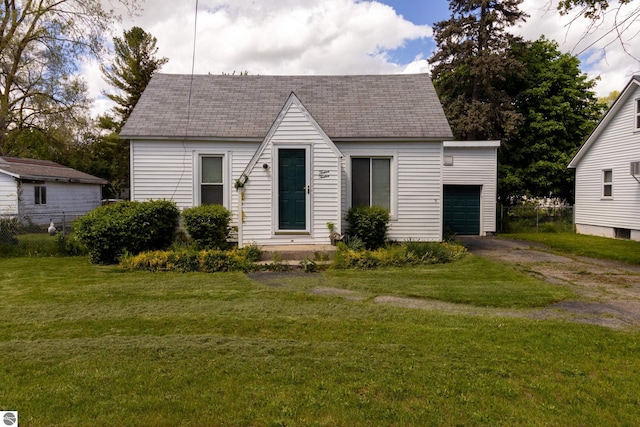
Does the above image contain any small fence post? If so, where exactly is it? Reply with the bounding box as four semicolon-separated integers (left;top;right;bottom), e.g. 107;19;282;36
536;206;539;233
62;212;66;236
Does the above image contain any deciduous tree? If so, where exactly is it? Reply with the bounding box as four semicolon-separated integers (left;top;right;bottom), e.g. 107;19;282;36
0;0;141;154
499;37;602;203
557;0;639;60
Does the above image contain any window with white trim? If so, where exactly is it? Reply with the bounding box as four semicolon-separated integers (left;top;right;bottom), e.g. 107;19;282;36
602;169;613;198
352;157;391;210
34;186;47;205
200;156;224;205
636;99;640;130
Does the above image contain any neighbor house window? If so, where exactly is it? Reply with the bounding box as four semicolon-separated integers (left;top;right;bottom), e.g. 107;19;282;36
34;186;46;205
200;156;224;205
602;169;613;198
352;157;390;210
636;99;640;130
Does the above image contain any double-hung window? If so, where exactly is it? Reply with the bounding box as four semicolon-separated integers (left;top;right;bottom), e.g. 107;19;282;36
352;157;391;210
200;156;224;205
602;169;613;198
34;186;47;205
635;99;640;131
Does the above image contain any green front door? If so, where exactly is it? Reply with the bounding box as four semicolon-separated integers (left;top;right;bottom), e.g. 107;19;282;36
443;185;481;235
278;149;306;230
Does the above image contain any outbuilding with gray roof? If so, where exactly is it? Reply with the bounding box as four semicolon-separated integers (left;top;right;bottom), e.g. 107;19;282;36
0;156;107;224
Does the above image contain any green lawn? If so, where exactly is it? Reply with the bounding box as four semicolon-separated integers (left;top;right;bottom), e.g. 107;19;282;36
504;232;640;265
1;256;639;426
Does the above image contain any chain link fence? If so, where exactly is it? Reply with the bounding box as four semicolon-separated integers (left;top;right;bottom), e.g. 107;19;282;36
497;204;574;233
0;211;87;244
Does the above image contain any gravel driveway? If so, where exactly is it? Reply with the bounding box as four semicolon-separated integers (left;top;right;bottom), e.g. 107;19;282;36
458;236;640;329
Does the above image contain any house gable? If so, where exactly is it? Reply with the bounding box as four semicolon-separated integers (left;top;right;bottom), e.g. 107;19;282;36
239;93;343;245
569;76;640;169
243;93;342;178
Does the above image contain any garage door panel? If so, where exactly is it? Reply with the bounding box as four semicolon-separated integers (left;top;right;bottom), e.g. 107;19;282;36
444;185;481;235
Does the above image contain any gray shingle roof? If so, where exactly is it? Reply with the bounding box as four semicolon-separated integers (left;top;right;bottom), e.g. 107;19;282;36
120;74;453;140
0;157;108;185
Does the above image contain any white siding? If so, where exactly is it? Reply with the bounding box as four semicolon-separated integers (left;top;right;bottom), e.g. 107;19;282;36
338;141;443;242
18;182;102;224
241;103;341;245
574;85;640;239
0;173;18;215
130;140;259;226
443;146;498;235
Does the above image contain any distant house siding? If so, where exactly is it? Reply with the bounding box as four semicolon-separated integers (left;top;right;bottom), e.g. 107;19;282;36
574;84;640;239
338;141;443;242
18;182;102;223
241;102;341;245
130;140;259;226
443;145;498;236
0;174;18;215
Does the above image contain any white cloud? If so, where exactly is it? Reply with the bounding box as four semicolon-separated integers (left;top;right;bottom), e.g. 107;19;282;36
515;0;640;97
86;0;432;116
86;0;640;118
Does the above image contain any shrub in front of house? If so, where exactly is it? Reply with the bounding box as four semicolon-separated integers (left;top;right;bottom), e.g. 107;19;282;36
333;241;467;269
0;218;19;245
182;204;232;249
75;200;180;264
346;206;390;250
120;244;261;272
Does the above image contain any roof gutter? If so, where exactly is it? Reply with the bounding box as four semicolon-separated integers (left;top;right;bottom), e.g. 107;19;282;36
16;175;108;185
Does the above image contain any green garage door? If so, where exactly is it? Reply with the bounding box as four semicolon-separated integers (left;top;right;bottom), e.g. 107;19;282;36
443;185;481;235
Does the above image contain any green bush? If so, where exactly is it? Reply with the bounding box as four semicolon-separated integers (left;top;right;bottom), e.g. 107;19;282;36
333;241;467;269
346;206;390;250
120;245;260;273
182;204;231;249
75;200;180;264
0;218;19;245
55;233;87;256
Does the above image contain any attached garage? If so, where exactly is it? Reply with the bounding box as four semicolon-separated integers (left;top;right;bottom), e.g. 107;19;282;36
442;141;500;238
443;185;481;235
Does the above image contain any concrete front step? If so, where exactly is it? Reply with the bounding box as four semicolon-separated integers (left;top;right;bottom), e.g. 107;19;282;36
258;244;337;261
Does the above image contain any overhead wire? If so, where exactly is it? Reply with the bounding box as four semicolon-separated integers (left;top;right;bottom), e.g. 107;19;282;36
171;0;199;200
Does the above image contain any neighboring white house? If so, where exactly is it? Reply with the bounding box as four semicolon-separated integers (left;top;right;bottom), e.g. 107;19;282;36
120;74;499;247
0;156;107;224
568;75;640;241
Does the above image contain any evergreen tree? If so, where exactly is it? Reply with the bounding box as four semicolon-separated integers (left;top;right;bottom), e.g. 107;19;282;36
429;0;527;142
94;27;167;197
101;27;168;130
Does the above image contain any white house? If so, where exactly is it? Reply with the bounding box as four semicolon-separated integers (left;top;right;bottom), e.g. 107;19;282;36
569;75;640;241
0;156;107;223
120;74;498;247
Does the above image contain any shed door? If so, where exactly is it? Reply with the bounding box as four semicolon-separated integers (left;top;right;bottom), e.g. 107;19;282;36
278;148;307;230
443;185;481;235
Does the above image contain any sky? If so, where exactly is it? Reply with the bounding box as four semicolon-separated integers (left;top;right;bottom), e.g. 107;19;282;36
88;0;640;116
